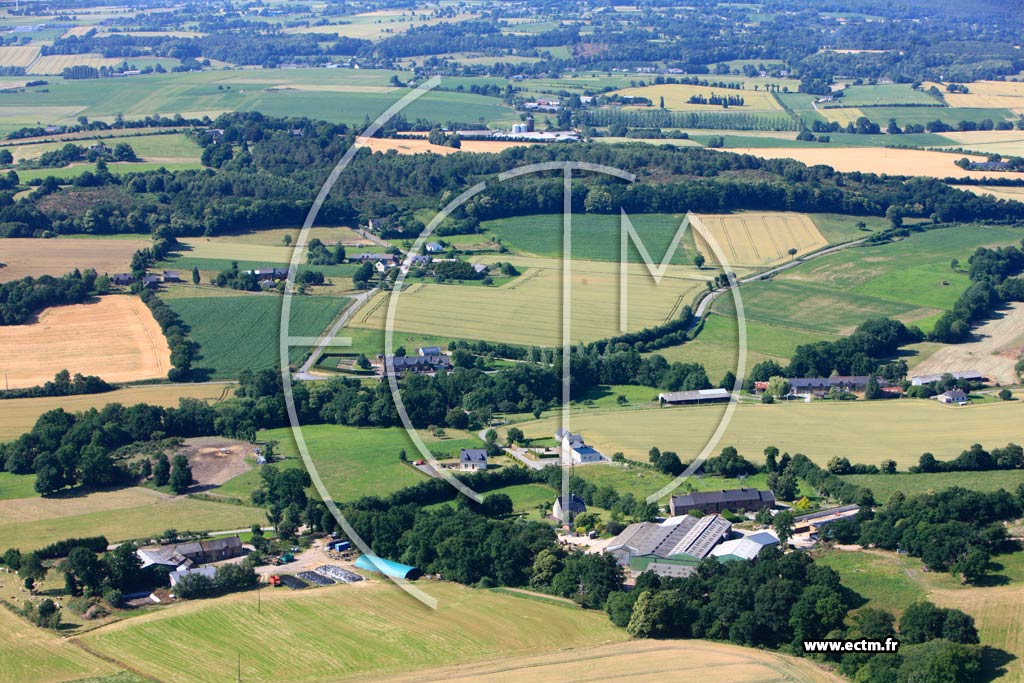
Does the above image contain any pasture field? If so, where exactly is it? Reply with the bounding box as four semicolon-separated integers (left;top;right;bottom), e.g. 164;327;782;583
218;425;428;503
76;581;629;683
609;83;785;113
866;106;1016;128
394;639;844;683
909;302;1024;384
713;224;1024;335
653;313;837;383
574;464;815;504
923;80;1024;111
328;326;460;360
0;295;171;389
158;234;363;279
510;398;1024;468
711;146;1024;180
165;294;347;378
818;549;1024;681
823;83;941;107
13;160;202;182
0;603;121;683
0;44;41;68
692;212;827;267
0;236;148;282
0;487;266;550
350;256;706;346
0;382;234;442
282;9;481;41
6;132;203;162
840;470;1024;501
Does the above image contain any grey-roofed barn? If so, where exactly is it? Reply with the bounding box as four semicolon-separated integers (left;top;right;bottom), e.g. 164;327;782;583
669;488;775;516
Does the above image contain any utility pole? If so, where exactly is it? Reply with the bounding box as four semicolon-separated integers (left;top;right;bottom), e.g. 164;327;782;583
237;653;240;683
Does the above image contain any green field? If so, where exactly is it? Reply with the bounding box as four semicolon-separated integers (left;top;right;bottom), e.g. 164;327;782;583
508;398;1024;468
167;294;346;378
0;603;122;683
713;224;1024;335
825;84;943;107
5;132;202;161
655;313;838;383
866;106;1017;128
0;487;266;551
816;550;931;614
841;470;1024;501
220;425;430;503
576;464;816;503
13;161;201;182
0;471;39;500
77;581;628;683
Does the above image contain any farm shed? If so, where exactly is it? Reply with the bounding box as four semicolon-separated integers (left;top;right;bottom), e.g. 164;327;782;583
669;488;775;516
354;554;422;580
709;530;780;562
659;388;732;405
605;514;732;569
911;370;985;386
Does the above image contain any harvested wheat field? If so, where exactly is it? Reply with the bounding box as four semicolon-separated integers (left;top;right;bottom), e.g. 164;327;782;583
911;302;1024;384
359;136;537;155
26;53;126;75
923;80;1024;109
394;640;844;683
0;383;233;441
939;130;1024;157
0;295;171;389
0;237;149;282
717;146;1024;180
820;106;865;126
930;584;1024;683
610;83;784;112
692;212;827;267
0;44;41;68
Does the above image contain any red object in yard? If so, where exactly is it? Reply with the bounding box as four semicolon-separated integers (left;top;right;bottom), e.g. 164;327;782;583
414;459;425;465
268;575;282;587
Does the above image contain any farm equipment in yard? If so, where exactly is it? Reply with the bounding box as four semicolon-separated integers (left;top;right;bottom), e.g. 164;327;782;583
268;575;282;587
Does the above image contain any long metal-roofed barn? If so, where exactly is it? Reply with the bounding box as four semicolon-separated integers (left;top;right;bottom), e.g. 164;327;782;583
605;514;731;578
669;488;775;516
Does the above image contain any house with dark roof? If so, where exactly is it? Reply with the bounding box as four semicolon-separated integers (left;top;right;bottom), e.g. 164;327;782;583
244;267;288;282
553;493;587;519
459;448;488;471
425;242;444;253
669;488;775;516
111;273;134;286
141;275;161;289
172;535;243;564
162;270;182;283
417;346;442;356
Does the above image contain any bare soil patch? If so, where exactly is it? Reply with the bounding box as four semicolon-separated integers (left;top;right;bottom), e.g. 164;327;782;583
174;437;257;491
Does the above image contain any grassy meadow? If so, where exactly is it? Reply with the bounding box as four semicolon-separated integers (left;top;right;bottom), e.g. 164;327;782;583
840;470;1024;500
713;224;1024;336
0;487;265;551
0;604;121;683
76;581;628;683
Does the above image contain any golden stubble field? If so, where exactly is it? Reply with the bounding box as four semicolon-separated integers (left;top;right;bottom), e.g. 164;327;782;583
514;398;1024;468
610;83;784;112
923;80;1024;111
0;44;41;68
0;237;148;282
0;295;171;389
351;256;707;346
693;211;828;267
715;146;1024;180
359;136;539;155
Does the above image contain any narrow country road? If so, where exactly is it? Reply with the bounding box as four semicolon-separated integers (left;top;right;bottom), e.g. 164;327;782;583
293;288;376;379
688;237;868;326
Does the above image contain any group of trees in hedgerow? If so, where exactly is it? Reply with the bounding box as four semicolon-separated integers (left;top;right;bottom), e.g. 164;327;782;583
931;242;1024;343
601;550;984;681
0;269;103;325
0;398;214;495
5;112;1024;243
914;442;1024;474
0;369;111;400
